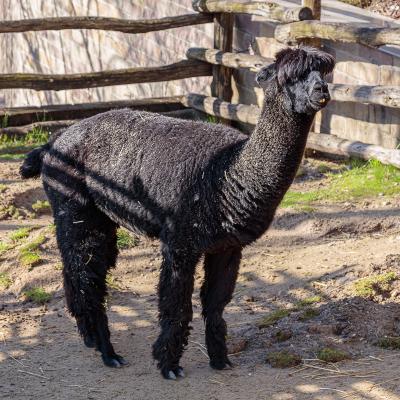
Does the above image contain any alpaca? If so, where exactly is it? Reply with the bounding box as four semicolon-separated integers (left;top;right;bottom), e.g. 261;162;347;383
20;46;334;380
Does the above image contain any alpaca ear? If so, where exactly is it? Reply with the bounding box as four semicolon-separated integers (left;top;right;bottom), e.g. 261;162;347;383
256;63;276;87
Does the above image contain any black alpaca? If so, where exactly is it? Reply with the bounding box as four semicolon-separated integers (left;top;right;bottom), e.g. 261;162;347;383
20;46;334;379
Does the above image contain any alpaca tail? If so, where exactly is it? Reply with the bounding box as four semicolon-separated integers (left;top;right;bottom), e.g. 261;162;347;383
19;143;50;179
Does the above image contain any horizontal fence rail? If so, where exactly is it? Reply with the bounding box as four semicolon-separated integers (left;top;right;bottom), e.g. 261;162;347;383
182;93;400;168
192;0;312;23
275;21;400;47
187;47;273;71
0;97;185;126
0;60;212;91
187;48;400;108
0;14;213;34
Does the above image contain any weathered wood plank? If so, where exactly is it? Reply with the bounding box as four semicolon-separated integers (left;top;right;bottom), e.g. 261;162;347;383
275;20;400;47
182;93;260;124
0;14;213;34
186;47;272;71
0;96;184;126
328;84;400;109
307;133;400;168
192;0;312;22
182;93;400;167
0;60;212;91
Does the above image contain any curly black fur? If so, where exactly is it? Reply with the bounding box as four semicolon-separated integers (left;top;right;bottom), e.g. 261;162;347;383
20;46;334;379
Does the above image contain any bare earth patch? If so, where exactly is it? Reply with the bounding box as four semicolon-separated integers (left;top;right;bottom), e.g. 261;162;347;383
1;157;400;399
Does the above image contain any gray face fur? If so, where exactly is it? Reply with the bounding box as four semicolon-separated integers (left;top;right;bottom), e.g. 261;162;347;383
256;46;334;115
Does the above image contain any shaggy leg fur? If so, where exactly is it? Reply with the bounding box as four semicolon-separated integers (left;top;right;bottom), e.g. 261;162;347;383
52;198;126;368
152;242;199;379
201;248;241;370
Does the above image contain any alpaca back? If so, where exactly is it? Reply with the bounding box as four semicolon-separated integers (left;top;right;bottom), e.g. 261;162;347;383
43;109;248;237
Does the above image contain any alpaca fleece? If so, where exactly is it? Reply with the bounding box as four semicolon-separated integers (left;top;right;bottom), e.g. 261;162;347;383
20;46;335;380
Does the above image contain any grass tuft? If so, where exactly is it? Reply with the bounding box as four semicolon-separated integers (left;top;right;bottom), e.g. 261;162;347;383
0;241;11;256
295;295;322;309
19;251;41;269
354;272;397;298
266;351;302;368
106;273;121;290
0;184;7;193
275;330;292;342
19;234;46;253
375;336;400;350
116;228;138;249
31;200;51;213
317;347;349;363
23;287;51;304
9;227;33;242
258;309;291;329
0;272;12;289
298;307;320;321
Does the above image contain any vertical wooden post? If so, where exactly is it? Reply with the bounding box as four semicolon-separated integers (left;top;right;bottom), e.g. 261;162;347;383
302;0;322;155
301;0;321;47
211;13;233;124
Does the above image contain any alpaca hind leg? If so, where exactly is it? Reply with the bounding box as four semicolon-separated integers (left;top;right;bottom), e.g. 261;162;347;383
201;248;241;370
152;244;199;379
56;205;125;367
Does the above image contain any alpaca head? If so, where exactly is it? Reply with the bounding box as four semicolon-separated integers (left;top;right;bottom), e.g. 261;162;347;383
256;46;335;115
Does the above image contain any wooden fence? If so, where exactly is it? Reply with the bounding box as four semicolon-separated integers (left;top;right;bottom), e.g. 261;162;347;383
1;0;400;167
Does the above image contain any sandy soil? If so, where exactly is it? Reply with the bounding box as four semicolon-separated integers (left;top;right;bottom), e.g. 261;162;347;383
1;157;400;400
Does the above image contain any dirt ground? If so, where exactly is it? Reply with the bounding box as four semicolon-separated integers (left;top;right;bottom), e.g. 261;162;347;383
1;157;400;400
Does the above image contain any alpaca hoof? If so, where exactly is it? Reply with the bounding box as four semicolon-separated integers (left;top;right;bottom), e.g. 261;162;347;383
161;366;185;380
102;353;129;368
174;366;185;378
210;357;232;370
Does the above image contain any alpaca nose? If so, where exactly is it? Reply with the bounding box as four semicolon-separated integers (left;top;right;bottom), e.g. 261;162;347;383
313;81;328;94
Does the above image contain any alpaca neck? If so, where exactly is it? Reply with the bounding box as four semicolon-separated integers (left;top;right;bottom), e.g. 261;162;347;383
241;94;314;198
220;93;315;242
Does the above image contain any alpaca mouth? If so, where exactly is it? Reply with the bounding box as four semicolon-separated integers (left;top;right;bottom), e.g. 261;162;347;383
311;95;330;110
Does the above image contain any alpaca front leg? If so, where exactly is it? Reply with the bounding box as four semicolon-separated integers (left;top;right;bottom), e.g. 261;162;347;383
152;246;198;379
201;248;241;370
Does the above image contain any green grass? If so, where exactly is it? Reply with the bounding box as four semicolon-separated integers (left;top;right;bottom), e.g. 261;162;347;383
106;273;121;290
258;309;291;329
266;351;302;368
0;241;11;256
19;234;46;252
298;307;320;321
0;272;12;289
23;287;51;304
206;115;218;124
375;336;400;350
295;295;322;309
317;347;349;363
0;127;49;156
9;227;34;242
0;184;7;193
281;160;400;208
19;251;42;269
116;228;138;249
31;200;51;213
18;234;46;269
354;272;397;298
